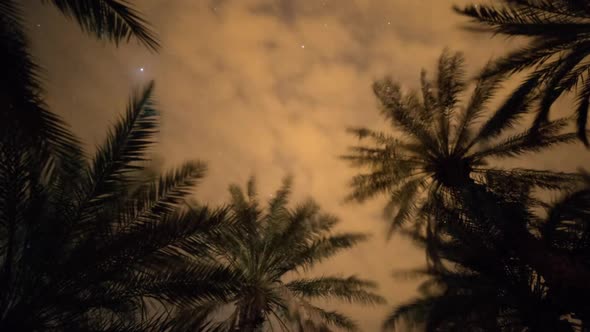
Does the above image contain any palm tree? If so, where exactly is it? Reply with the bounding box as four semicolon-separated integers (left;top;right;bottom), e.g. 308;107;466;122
342;50;590;298
383;235;571;331
383;174;590;331
186;177;385;332
0;81;239;331
454;0;590;144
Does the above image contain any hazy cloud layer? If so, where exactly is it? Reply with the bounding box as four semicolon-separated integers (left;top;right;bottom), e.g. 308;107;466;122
24;0;590;330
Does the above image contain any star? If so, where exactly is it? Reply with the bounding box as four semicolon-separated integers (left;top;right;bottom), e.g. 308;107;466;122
140;67;144;72
387;21;391;25
36;24;41;28
301;45;305;49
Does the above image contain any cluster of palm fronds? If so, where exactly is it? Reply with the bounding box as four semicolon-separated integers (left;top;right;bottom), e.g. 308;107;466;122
0;1;382;331
343;1;590;329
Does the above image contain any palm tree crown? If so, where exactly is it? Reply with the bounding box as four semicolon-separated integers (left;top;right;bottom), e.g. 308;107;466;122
198;177;385;332
343;50;579;236
455;0;590;144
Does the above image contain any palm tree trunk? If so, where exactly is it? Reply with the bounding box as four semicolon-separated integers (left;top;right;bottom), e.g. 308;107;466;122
457;179;590;295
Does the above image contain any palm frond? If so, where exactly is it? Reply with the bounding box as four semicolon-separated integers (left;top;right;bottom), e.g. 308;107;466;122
286;276;385;305
470;73;538;144
345;165;416;203
536;45;590;126
480;168;582;191
64;205;230;288
453;62;506;152
436;49;465;111
43;0;160;51
292;201;334;237
502;0;590;19
122;161;207;224
266;176;292;225
471;118;577;159
383;176;427;235
477;39;577;79
420;70;436;124
0;0;80;159
345;127;405;147
76;81;158;224
131;263;241;306
436;49;465;153
455;2;590;36
263;204;339;278
455;0;590;142
287;233;369;271
372;79;439;151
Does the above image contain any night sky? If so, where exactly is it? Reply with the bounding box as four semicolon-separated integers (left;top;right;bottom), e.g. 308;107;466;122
23;0;590;330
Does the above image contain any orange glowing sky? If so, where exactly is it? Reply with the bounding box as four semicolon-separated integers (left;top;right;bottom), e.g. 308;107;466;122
24;0;590;330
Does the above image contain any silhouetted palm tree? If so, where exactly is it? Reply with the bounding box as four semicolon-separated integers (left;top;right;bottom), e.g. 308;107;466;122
455;0;590;144
185;177;385;332
344;50;578;233
0;82;239;331
342;50;590;299
383;174;590;331
384;258;569;331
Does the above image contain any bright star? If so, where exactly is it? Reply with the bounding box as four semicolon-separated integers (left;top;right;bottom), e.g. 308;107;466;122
301;45;305;49
140;67;144;72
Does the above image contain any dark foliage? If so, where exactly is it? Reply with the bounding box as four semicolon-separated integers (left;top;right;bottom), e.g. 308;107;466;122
0;83;240;331
343;50;579;236
181;177;385;331
455;0;590;144
385;176;590;331
0;0;158;200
